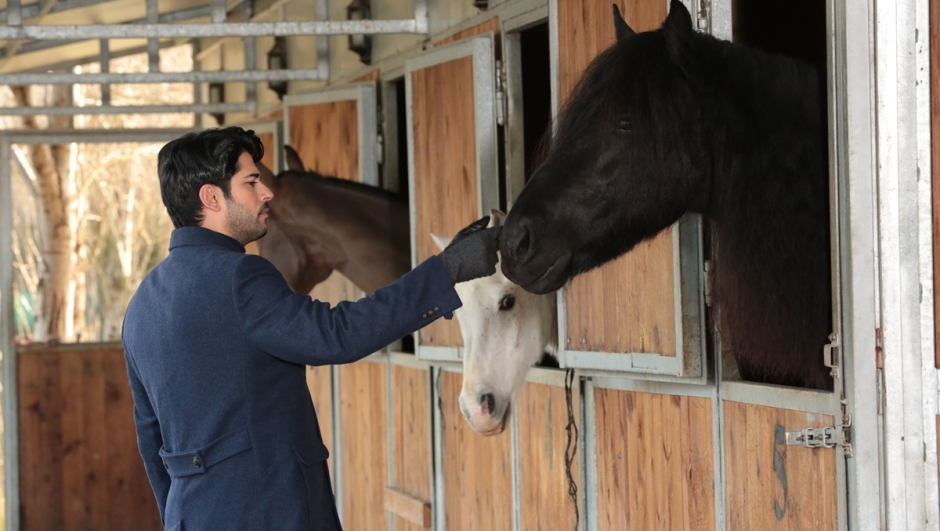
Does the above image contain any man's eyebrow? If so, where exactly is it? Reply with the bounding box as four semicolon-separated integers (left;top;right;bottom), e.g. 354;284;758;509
242;172;262;179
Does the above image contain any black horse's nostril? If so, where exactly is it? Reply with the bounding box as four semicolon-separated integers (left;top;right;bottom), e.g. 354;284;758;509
506;218;536;263
480;393;496;416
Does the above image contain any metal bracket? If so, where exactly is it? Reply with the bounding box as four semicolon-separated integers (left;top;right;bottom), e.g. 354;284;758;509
785;413;853;457
703;259;713;307
494;60;507;126
823;332;841;379
786;426;837;448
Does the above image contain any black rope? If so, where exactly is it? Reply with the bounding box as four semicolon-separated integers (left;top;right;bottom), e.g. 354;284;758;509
564;368;580;531
435;367;444;431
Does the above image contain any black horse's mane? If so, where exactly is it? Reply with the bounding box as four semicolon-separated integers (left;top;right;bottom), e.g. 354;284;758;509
277;169;408;205
528;14;832;389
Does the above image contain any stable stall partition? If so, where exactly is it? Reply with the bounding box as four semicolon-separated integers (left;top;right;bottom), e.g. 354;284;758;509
548;1;846;530
282;85;391;528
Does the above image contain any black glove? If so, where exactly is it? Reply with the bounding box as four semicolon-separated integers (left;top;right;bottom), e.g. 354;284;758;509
438;216;502;284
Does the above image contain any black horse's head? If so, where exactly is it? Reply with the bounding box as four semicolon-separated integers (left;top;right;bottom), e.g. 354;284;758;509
501;1;712;294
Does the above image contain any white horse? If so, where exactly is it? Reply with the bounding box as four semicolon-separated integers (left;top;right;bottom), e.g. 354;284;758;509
432;209;558;436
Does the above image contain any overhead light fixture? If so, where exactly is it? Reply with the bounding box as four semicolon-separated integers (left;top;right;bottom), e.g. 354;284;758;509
346;0;372;65
266;36;288;100
207;82;225;125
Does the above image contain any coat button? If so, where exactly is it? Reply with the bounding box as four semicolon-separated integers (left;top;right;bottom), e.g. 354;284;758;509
422;313;428;319
433;307;440;312
192;456;202;468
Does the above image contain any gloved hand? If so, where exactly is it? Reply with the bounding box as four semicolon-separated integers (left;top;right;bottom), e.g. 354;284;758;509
437;216;502;284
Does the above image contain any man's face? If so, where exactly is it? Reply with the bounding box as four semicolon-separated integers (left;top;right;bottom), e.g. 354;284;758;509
224;152;274;245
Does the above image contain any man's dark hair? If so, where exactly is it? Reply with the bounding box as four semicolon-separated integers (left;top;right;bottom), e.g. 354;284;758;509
158;127;265;228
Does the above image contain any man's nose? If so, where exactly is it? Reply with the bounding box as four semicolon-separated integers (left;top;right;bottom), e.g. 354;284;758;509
259;182;274;202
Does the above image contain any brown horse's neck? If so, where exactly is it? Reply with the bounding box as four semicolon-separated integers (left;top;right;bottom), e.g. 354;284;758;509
267;175;411;295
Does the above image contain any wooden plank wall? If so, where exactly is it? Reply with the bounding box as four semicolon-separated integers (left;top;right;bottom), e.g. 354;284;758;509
440;370;513;531
339;361;389;530
594;387;715;531
516;381;580;531
410;57;479;348
390;363;433;531
18;344;162;531
723;402;837;530
557;0;678;357
436;18;501;47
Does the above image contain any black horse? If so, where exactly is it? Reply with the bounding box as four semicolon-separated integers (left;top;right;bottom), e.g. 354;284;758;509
500;1;833;390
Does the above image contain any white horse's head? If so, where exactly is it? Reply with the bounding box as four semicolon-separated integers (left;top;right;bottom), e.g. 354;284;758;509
432;209;558;436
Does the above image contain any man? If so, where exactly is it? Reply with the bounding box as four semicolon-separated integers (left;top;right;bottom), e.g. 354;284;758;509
122;127;500;531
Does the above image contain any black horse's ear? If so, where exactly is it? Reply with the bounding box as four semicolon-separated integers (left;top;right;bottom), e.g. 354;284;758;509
663;0;695;76
613;4;636;42
664;0;694;40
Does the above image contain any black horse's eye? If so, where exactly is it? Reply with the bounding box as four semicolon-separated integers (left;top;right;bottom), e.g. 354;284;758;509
616;116;632;132
499;295;516;311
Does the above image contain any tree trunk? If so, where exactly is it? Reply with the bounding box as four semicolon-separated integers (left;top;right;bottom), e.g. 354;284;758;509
11;85;73;341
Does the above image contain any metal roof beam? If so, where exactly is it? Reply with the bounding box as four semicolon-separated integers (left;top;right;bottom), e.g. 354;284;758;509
0;0;113;22
0;20;424;40
12;39;182;74
0;69;326;85
0;102;252;117
0;4;231;59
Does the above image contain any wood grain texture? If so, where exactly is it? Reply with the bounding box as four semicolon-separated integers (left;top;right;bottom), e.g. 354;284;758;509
384;486;432;528
723;401;838;531
288;100;364;311
594;387;715;531
18;345;161;531
516;380;580;531
289;100;360;180
436;18;501;47
440;370;513;531
339;361;389;531
410;57;479;348
557;0;679;357
391;364;433;531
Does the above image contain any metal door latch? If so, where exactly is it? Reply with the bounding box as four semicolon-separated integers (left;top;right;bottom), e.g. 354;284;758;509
786;426;837;448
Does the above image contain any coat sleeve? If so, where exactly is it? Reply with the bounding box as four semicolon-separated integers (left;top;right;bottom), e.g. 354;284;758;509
232;254;462;366
123;344;170;522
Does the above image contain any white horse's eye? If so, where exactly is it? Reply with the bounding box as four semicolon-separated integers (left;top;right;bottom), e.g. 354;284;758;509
499;294;516;311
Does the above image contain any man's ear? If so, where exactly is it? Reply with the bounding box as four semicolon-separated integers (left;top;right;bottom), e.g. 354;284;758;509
199;184;223;212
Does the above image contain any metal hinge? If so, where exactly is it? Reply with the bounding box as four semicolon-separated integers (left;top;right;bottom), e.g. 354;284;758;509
694;0;711;32
823;332;841;379
495;60;507;126
375;133;384;165
786;412;853;457
703;259;713;307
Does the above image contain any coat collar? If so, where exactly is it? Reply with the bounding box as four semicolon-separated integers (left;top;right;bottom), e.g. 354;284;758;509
169;226;246;253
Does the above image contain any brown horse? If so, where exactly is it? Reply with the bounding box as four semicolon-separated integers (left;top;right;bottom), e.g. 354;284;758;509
257;146;411;296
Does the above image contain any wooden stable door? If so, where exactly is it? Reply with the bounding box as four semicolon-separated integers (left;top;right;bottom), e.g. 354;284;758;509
283;84;387;528
406;34;500;362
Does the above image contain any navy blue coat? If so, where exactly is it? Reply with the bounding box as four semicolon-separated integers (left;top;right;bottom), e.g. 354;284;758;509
122;226;461;531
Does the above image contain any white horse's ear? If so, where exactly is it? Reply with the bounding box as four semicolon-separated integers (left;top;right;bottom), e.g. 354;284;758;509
489;208;507;228
430;232;452;252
